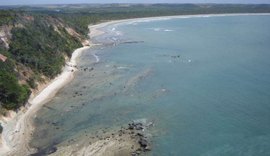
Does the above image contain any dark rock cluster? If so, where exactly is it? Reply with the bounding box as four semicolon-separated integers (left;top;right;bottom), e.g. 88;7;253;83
127;121;152;156
128;122;144;130
78;66;94;72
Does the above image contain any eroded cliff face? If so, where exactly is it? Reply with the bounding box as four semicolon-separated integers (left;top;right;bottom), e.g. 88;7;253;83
0;15;87;50
0;25;12;49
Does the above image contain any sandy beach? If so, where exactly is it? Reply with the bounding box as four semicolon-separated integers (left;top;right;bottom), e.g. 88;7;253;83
0;46;91;155
0;13;269;156
0;19;118;155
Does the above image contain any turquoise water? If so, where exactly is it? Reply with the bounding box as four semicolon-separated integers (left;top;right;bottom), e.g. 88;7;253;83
31;15;270;155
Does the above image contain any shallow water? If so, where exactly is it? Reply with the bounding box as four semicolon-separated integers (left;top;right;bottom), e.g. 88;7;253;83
30;15;270;156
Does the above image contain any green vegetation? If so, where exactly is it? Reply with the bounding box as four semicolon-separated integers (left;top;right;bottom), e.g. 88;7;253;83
0;53;30;110
0;11;82;111
0;10;15;26
0;69;30;110
0;123;2;133
9;16;82;78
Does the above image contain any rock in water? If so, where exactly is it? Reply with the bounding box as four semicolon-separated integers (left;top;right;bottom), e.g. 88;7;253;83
47;147;57;154
139;138;148;148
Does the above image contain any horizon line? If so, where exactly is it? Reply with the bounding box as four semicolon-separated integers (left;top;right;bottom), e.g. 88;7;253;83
1;3;270;7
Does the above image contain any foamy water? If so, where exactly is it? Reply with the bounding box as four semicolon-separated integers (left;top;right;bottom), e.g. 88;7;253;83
92;53;100;63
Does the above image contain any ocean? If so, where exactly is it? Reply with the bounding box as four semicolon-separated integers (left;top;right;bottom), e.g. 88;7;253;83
30;14;270;156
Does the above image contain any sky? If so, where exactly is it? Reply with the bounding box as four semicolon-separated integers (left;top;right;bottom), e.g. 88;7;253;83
1;0;270;6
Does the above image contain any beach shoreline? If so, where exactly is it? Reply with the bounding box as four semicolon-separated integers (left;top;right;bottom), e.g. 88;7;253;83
0;12;269;156
88;13;270;29
0;46;91;155
0;20;110;155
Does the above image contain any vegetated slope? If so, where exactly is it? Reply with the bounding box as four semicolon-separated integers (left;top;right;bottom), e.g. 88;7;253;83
0;10;83;113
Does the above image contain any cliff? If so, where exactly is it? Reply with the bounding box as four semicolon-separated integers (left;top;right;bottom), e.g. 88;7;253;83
0;10;88;113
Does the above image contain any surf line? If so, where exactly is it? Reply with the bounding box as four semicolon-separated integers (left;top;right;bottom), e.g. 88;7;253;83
92;53;100;63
